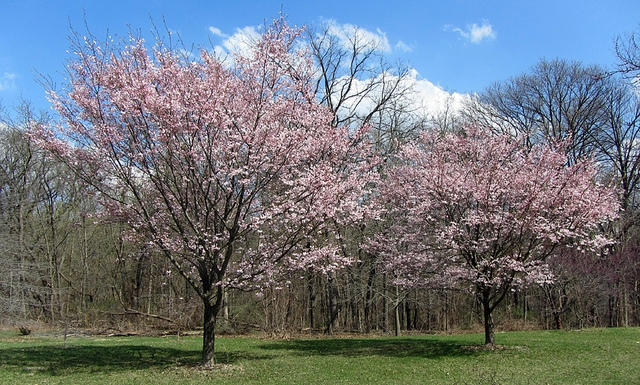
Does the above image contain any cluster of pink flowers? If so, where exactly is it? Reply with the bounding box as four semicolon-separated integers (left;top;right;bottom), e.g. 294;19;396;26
368;126;619;292
31;19;379;299
31;17;619;311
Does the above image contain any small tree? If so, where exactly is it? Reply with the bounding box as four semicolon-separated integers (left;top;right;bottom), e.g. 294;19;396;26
32;19;377;366
370;127;618;345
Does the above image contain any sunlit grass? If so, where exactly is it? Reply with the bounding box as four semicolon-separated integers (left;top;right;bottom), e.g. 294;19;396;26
0;327;637;384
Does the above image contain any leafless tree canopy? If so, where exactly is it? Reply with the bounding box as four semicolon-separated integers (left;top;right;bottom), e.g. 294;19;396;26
464;59;611;163
616;26;640;81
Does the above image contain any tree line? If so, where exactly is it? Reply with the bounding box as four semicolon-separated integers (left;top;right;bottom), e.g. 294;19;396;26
1;19;640;366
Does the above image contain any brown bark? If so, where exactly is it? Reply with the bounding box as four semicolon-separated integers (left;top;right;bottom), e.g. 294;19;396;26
201;297;218;367
483;291;495;345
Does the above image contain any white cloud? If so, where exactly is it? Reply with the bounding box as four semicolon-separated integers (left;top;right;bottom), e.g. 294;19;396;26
445;20;496;44
330;68;466;122
224;26;261;55
468;22;496;43
395;41;412;52
407;70;466;114
210;25;261;58
0;72;16;91
323;19;391;53
214;20;408;62
208;26;229;39
205;21;467;120
319;20;419;54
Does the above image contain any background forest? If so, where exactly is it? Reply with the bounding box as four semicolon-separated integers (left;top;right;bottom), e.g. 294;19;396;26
1;20;640;343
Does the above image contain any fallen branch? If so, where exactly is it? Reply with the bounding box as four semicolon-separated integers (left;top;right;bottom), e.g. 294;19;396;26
110;308;176;324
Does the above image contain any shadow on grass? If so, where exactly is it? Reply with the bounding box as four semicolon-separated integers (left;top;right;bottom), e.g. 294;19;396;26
260;337;479;359
0;336;485;376
0;342;269;375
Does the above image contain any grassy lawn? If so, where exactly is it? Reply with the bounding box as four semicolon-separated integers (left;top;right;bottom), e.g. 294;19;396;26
0;327;638;384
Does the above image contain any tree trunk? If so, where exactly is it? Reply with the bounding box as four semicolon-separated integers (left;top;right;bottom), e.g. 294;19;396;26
308;273;316;330
394;303;402;337
349;270;361;332
382;273;389;333
553;311;563;329
444;291;449;333
222;288;229;322
363;266;375;333
201;296;218;367
482;290;495;345
394;285;401;337
324;272;339;334
523;290;528;323
608;294;617;327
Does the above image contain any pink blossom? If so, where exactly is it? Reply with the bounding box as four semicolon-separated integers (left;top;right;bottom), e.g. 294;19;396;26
368;126;619;344
30;18;379;364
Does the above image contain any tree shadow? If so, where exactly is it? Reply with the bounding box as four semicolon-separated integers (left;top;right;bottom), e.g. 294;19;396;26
0;336;484;376
260;337;479;359
0;343;270;375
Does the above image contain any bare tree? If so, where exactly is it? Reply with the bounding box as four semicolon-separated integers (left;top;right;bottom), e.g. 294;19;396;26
308;21;422;155
596;78;640;215
616;25;640;82
426;94;467;134
307;21;423;334
0;104;55;322
464;58;611;163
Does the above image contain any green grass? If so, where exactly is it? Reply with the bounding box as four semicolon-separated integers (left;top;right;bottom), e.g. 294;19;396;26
0;328;638;384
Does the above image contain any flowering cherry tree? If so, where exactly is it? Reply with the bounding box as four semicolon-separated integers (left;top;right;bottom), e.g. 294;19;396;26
32;19;377;366
369;127;618;345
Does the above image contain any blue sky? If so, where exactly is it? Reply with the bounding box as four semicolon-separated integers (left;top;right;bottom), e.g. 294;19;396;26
1;0;639;114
